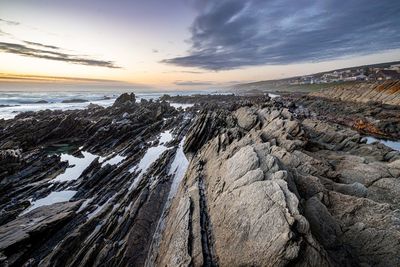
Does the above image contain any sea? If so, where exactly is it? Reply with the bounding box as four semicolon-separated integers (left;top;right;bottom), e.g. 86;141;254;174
0;90;216;120
1;90;399;152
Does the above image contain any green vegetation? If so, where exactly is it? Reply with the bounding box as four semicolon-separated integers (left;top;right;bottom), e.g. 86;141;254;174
234;81;365;94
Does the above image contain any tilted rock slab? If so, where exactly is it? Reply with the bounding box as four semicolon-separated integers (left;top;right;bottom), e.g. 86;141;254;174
153;133;330;266
311;81;400;106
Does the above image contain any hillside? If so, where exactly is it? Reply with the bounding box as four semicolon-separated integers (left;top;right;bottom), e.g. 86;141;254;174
233;61;400;93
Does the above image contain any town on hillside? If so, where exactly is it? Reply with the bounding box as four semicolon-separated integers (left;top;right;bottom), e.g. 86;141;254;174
289;62;400;85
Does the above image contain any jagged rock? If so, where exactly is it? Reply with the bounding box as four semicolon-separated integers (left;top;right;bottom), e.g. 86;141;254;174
305;197;342;249
0;91;399;266
112;93;136;107
332;182;368;198
183;109;235;153
283;84;400;139
294;173;326;200
258;107;306;152
0;149;21;163
0;202;78;266
155;132;332;266
328;191;400;267
87;103;102;109
61;99;88;103
234;107;257;130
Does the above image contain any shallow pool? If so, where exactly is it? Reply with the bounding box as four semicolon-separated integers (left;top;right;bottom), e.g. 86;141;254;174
365;136;400;151
21;190;77;214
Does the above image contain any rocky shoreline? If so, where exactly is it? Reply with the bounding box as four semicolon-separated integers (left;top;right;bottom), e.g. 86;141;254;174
0;87;399;266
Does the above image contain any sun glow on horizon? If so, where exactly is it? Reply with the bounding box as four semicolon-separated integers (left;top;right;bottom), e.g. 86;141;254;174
1;0;399;90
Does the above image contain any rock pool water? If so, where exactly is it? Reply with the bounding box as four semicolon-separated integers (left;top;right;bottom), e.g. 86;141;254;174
128;130;174;190
52;151;104;183
365;136;400;151
21;190;77;215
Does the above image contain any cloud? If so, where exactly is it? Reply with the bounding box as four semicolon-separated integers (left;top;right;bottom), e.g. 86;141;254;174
174;80;213;86
0;41;120;68
0;73;123;83
163;70;207;74
23;40;60;50
152;49;159;53
0;73;153;89
179;70;207;74
0;18;19;36
164;0;400;70
0;18;20;26
0;29;9;36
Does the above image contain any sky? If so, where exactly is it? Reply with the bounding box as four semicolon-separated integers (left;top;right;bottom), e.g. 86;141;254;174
0;0;399;91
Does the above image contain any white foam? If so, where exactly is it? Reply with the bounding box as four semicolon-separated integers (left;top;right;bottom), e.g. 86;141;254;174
268;93;280;98
0;98;115;120
169;103;194;109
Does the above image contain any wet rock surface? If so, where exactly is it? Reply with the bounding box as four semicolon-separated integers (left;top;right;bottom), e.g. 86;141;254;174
0;90;400;266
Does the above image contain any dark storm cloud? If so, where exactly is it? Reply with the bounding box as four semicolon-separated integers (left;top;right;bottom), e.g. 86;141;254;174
164;0;400;70
0;41;120;68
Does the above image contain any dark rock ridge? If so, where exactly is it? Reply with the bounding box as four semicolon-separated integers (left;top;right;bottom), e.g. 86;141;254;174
35;100;49;104
161;93;271;106
61;99;88;103
0;93;190;266
0;105;13;108
113;93;136;107
0;91;399;266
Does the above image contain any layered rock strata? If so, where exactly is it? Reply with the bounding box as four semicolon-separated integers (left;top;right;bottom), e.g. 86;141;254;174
281;87;400;140
153;103;400;267
0;92;399;266
311;81;400;105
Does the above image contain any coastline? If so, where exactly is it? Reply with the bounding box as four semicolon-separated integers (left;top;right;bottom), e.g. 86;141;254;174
0;86;399;266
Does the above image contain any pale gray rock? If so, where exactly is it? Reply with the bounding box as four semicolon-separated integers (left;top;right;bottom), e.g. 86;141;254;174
328;191;400;267
155;133;331;266
234;107;257;130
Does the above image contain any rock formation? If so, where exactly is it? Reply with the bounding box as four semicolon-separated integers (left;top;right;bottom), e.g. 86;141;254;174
311;81;400;105
0;91;399;266
281;85;400;140
153;102;400;267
